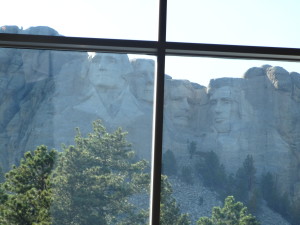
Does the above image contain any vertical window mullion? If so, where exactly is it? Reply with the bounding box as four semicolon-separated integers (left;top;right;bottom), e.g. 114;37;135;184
149;0;167;224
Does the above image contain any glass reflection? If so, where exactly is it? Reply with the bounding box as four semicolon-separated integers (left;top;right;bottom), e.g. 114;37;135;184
162;58;300;225
0;48;155;224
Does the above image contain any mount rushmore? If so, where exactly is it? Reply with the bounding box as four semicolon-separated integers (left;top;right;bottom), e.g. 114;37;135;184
0;26;300;202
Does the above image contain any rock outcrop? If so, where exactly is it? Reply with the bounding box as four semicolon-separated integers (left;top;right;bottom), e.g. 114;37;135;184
1;25;300;206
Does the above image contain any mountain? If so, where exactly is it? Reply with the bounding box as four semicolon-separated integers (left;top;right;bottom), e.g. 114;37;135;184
1;26;300;221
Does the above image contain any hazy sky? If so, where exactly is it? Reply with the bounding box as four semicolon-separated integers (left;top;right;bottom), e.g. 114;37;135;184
1;0;300;86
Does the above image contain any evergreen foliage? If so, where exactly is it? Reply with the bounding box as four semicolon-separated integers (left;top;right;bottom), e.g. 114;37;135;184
180;166;193;185
0;120;194;224
0;145;57;225
260;172;290;216
290;198;300;225
233;155;259;208
51;120;149;225
260;172;289;215
260;172;274;205
195;151;227;190
0;166;5;205
3;119;299;224
0;166;4;183
236;155;256;192
195;153;261;213
160;175;191;225
187;140;197;159
162;149;177;176
260;172;300;225
196;196;260;225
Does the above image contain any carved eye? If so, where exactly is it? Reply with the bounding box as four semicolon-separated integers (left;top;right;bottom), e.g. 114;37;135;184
221;98;232;104
187;98;195;105
210;99;217;105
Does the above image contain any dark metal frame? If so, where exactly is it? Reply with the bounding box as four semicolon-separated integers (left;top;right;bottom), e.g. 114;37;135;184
1;33;300;60
0;0;300;224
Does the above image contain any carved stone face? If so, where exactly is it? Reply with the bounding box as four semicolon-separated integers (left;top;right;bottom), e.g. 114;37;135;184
166;81;193;128
130;59;154;103
209;86;239;133
88;53;131;90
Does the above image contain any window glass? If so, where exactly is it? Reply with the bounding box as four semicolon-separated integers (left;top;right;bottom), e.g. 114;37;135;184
167;0;300;48
0;0;158;40
161;56;300;224
0;47;155;224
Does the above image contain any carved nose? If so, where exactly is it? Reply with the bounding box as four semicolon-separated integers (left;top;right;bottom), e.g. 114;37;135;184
214;110;222;115
180;99;189;111
214;100;222;109
147;73;154;83
98;64;106;71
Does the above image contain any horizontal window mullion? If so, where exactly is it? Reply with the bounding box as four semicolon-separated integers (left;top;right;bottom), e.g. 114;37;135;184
0;33;158;54
166;42;300;61
1;34;300;61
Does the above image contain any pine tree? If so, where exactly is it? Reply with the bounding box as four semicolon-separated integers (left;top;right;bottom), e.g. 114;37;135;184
197;196;260;225
51;120;149;225
160;175;191;225
162;149;177;176
260;172;292;222
0;166;4;183
260;172;279;210
234;155;257;203
180;166;193;185
242;155;256;192
195;151;227;190
0;145;57;225
0;165;6;205
290;198;300;225
187;140;197;159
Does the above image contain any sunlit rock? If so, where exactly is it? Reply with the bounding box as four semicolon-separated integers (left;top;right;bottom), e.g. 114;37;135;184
0;38;299;201
266;66;292;92
129;58;155;105
22;26;60;36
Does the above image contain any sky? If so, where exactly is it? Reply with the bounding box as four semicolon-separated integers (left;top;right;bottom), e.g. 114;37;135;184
1;0;300;86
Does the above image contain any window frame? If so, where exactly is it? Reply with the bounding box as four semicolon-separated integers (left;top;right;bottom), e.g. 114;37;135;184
1;1;300;224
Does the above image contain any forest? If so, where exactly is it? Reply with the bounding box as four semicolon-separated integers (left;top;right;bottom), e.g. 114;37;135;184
0;120;268;225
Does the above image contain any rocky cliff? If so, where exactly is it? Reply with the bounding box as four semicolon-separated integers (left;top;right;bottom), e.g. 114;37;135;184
1;25;300;203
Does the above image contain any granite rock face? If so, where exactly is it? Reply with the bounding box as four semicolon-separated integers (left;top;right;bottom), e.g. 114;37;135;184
195;65;300;196
163;65;300;198
1;25;300;201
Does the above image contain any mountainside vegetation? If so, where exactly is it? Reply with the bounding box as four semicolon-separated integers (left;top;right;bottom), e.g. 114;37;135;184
197;196;260;225
0;120;264;224
0;120;191;224
5;120;300;224
0;145;57;225
50;120;149;225
193;150;300;225
5;116;300;225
